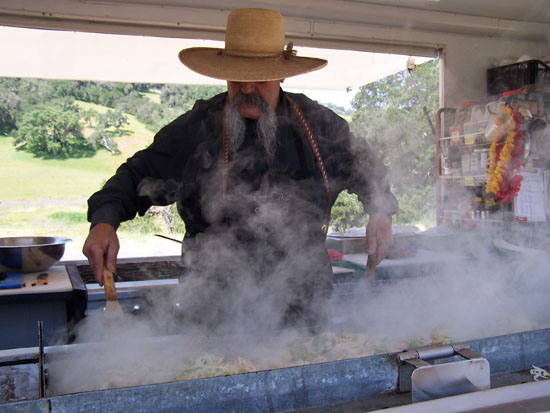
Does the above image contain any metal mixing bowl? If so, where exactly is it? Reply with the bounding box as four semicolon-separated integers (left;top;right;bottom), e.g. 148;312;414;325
0;236;71;273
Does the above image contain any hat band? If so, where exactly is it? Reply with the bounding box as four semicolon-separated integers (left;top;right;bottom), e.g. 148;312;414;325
221;49;283;58
220;42;296;60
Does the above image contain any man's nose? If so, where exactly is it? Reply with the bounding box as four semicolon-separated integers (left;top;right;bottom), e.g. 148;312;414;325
240;82;257;94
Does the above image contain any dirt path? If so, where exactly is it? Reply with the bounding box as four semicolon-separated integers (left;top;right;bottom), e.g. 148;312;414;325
0;198;88;208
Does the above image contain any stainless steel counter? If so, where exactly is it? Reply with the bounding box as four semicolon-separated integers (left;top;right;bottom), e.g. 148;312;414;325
0;265;85;350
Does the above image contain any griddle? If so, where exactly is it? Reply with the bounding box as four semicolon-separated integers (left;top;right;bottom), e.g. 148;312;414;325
1;327;550;411
66;260;184;284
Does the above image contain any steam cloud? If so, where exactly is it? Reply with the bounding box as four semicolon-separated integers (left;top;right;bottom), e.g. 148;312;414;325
47;102;550;396
48;240;550;396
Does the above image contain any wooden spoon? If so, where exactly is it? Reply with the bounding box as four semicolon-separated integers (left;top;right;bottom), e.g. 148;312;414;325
103;267;124;314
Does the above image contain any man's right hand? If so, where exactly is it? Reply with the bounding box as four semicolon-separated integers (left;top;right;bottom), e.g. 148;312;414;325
82;223;120;285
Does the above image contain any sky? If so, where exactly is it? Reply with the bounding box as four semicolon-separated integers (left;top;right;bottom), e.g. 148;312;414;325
289;88;358;109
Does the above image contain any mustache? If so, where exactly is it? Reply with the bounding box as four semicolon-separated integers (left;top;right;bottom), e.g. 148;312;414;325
231;92;270;111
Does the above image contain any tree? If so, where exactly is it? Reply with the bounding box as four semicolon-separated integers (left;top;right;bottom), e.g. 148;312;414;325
159;84;225;111
349;59;439;224
14;98;94;158
88;109;128;155
104;109;129;135
81;108;98;128
0;89;20;134
330;190;368;231
320;101;352;118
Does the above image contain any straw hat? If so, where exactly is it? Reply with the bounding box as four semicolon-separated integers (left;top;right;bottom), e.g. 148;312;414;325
178;8;327;82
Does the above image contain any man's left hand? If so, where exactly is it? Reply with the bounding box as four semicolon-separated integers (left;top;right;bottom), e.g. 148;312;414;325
365;213;392;279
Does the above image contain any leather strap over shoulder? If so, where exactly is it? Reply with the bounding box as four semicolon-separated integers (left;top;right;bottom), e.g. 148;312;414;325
284;93;331;234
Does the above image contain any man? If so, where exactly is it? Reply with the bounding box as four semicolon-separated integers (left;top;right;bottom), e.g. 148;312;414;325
83;8;398;330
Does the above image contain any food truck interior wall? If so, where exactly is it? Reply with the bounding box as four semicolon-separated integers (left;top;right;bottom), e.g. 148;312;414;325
0;0;549;107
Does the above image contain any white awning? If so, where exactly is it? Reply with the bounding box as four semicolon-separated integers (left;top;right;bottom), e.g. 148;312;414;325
0;25;433;106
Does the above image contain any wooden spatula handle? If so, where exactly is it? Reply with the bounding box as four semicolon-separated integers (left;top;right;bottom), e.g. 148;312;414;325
103;267;117;301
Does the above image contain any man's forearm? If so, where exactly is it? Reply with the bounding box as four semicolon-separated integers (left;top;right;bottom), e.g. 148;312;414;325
88;201;126;230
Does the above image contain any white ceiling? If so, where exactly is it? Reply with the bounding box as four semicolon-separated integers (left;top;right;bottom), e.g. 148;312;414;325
1;0;549;44
364;0;550;24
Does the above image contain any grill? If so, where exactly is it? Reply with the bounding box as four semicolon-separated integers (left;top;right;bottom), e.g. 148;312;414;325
65;258;364;317
67;260;184;284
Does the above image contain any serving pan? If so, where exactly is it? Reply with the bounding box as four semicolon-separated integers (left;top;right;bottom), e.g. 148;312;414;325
0;236;71;273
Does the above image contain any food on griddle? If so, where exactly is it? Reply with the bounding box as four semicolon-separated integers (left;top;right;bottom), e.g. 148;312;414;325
168;331;445;382
287;332;377;364
431;329;452;345
48;330;456;394
173;332;382;381
174;354;257;380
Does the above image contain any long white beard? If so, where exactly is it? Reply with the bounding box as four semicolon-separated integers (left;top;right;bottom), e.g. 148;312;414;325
224;93;278;162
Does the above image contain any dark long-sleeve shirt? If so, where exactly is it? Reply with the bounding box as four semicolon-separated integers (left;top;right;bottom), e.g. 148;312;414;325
88;89;398;234
87;89;398;327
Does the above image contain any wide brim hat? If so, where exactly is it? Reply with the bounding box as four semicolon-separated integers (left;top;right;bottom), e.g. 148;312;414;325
178;8;327;82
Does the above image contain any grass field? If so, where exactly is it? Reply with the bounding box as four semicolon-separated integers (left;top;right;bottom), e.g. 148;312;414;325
0;103;182;260
0;102;154;201
142;90;161;104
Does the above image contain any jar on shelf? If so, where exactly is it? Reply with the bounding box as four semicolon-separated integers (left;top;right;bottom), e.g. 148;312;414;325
479;148;489;173
470;150;481;175
484;195;499;219
449;125;461;145
461;149;472;175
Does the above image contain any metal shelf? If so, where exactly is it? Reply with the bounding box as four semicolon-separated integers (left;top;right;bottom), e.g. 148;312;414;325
438;175;488;186
438;131;486;141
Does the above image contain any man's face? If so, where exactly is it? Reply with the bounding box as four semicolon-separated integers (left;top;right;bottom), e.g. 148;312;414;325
226;80;282;119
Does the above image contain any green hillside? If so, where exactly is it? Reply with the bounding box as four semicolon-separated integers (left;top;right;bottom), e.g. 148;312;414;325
0;102;167;256
0;80;227;258
0;102;154;201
